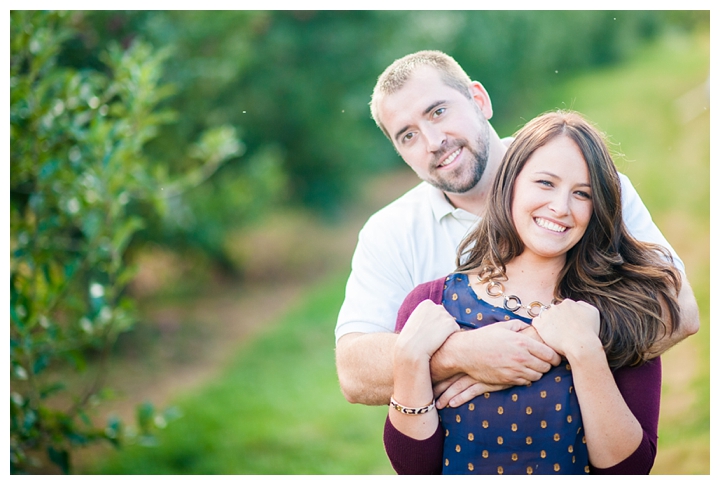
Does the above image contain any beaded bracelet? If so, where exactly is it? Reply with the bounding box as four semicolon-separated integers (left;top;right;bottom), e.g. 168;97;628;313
389;396;435;415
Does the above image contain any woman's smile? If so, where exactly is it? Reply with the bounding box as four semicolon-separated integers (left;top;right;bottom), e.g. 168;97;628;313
534;217;569;233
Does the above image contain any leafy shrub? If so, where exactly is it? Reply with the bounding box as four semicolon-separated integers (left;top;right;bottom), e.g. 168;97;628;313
9;11;240;473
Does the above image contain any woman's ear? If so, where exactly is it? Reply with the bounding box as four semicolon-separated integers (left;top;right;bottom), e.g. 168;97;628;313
469;81;493;120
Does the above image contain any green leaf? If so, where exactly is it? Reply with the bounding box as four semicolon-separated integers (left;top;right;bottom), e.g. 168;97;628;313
136;401;155;434
40;382;66;399
32;354;50;374
81;209;103;240
105;415;122;446
111;216;144;258
38;158;60;181
47;445;70;474
78;409;91;426
22;409;37;432
62;350;87;372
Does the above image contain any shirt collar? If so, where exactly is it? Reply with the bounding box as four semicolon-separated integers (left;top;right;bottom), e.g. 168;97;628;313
427;183;481;223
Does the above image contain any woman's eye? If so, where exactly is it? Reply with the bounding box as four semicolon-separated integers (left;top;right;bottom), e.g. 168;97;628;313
537;180;553;187
575;191;592;199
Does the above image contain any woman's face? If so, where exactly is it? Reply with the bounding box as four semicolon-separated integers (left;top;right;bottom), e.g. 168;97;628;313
511;135;593;263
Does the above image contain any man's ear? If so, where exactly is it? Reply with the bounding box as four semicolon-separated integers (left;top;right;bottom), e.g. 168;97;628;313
469;81;493;120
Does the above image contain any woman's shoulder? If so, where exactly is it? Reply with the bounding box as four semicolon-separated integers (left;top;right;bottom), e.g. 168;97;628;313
406;276;450;305
395;276;450;332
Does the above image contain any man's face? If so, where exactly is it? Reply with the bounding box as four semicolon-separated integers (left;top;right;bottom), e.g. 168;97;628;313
377;66;490;194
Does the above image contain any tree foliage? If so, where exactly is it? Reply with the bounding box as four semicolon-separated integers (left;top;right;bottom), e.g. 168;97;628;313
9;11;241;473
56;11;706;266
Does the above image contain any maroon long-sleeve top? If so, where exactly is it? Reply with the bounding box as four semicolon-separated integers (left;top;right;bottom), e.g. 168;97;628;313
383;277;661;475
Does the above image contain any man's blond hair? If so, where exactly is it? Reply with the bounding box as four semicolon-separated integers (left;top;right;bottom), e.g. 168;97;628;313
370;50;473;139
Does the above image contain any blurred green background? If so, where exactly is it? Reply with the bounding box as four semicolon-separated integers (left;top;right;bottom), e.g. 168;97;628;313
10;10;709;474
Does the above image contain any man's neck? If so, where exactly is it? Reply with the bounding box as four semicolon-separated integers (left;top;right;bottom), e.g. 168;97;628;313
444;128;508;216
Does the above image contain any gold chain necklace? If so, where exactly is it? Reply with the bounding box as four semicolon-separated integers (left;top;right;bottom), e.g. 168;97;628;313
477;274;560;318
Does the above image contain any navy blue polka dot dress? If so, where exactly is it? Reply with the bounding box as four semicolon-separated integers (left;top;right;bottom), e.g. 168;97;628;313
439;273;589;475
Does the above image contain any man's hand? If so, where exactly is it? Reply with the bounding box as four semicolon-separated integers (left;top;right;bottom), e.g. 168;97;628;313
431;319;560;385
434;374;506;409
432;323;557;408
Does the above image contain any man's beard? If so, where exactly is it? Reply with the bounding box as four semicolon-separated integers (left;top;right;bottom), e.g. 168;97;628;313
425;122;490;194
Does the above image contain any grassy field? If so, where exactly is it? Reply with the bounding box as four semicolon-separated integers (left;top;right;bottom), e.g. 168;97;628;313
84;28;710;474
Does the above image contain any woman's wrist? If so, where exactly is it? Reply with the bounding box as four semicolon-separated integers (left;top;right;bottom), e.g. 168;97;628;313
393;334;434;365
564;333;605;366
393;345;431;374
392;359;434;408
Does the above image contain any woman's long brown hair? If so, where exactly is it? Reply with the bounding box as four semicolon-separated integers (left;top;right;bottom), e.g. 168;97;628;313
456;111;681;369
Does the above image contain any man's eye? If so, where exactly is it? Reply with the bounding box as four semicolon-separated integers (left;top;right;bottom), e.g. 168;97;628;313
433;107;446;117
403;132;415;142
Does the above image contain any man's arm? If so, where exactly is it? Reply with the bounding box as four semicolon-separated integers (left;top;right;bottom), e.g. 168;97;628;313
618;173;699;355
336;332;397;405
429;321;559;386
645;272;700;358
336;323;561;406
337;283;561;406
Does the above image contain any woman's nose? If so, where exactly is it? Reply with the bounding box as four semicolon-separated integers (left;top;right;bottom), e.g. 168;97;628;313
548;192;570;215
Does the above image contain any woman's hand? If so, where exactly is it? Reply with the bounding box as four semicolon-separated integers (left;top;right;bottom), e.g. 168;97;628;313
390;300;460;441
395;299;460;363
532;299;601;358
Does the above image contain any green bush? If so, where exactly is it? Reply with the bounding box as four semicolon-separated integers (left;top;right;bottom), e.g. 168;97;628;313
9;11;240;473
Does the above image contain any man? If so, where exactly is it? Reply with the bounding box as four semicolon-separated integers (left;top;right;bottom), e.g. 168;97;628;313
335;50;699;407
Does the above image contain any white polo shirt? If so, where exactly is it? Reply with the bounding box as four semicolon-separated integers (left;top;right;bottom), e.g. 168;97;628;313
335;174;683;342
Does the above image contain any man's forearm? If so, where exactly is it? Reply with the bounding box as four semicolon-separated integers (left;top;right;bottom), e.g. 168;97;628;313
335;332;397;405
646;273;700;358
428;331;465;383
429;321;559;387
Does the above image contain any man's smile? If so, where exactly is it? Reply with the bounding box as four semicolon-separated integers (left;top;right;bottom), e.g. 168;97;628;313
437;147;462;168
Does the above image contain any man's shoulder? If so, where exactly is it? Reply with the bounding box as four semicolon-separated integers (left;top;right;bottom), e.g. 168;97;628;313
617;171;640;204
618;171;632;186
374;180;432;212
363;181;435;228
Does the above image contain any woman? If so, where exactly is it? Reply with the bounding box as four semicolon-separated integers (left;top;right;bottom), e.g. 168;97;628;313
383;111;681;475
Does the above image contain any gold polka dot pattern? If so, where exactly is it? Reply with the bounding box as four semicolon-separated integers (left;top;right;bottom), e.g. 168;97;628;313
439;273;590;475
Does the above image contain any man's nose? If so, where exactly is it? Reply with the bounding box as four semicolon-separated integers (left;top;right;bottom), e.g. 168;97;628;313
423;125;446;152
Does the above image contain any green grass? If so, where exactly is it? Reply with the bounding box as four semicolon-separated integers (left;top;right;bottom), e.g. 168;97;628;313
84;273;392;474
86;28;709;475
86;270;393;474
